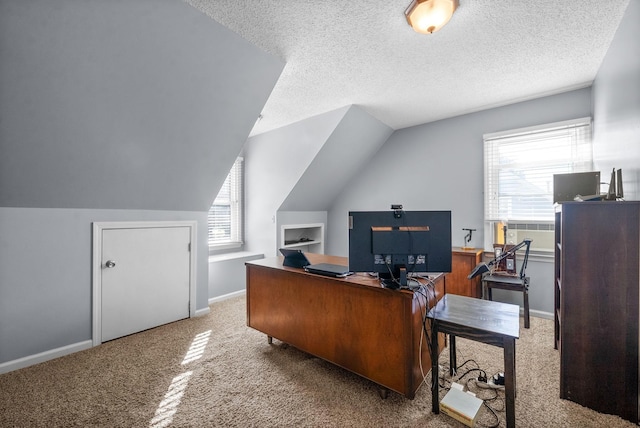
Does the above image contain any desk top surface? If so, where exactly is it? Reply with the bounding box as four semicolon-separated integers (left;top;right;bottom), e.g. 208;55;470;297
452;246;484;256
427;294;520;339
247;254;444;292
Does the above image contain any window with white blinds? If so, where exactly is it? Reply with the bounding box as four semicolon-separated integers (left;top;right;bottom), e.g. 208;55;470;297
483;118;593;250
208;157;243;247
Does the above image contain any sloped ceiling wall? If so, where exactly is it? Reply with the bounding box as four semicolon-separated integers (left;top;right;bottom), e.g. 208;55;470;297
0;0;284;211
243;105;392;255
245;107;350;216
243;107;348;254
279;105;393;211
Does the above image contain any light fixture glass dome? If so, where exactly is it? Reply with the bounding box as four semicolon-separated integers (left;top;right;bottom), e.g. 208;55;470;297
405;0;459;34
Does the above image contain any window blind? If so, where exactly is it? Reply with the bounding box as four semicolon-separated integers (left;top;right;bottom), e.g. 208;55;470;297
484;118;592;223
208;157;243;246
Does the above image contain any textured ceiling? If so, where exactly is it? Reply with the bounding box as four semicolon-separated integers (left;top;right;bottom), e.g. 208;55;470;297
186;0;631;136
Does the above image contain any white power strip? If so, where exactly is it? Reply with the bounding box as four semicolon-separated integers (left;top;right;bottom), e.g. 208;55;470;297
474;377;504;390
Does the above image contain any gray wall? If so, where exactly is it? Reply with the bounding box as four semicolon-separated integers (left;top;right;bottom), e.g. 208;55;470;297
592;0;640;199
244;107;349;257
0;208;208;363
208;252;263;299
327;88;594;315
0;0;282;211
325;0;640;315
244;105;392;257
0;0;283;368
279;106;394;211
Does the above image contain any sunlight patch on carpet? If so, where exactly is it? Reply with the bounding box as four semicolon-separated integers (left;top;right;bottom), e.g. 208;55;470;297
150;329;212;427
182;330;212;365
149;371;193;428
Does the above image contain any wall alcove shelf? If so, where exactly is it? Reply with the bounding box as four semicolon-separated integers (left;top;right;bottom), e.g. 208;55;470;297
280;223;324;254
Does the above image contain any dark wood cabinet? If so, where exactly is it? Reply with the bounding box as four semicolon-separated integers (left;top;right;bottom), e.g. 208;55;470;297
446;247;483;298
555;201;640;423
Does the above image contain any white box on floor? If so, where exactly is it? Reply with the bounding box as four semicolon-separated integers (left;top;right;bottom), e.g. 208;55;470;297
440;386;483;427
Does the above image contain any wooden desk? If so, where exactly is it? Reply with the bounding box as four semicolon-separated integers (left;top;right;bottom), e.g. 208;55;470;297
427;294;520;428
246;253;445;399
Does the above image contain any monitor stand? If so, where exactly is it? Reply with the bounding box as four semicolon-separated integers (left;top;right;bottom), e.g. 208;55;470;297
380;267;407;289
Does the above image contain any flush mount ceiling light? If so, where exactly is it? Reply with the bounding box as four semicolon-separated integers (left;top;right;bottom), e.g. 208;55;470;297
405;0;459;34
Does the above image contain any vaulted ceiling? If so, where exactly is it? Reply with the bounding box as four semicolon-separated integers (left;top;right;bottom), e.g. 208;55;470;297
188;0;630;136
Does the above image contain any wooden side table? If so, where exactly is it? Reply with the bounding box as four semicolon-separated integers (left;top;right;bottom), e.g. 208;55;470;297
427;294;520;428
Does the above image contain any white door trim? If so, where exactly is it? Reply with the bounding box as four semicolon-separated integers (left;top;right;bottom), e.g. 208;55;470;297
92;221;197;347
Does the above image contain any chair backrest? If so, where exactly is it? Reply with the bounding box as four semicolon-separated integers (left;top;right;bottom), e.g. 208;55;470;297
490;240;532;280
493;244;517;275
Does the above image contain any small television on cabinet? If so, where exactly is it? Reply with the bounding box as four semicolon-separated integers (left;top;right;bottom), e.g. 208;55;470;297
553;171;601;203
348;208;452;289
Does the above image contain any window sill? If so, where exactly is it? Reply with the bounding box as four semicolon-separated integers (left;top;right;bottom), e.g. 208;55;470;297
209;241;243;252
208;251;263;263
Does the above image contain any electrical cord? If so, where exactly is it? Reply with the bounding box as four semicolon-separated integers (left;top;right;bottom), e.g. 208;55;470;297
412;277;440;387
419;277;437;359
457;366;487;383
413;283;432;381
474;387;502;428
410;277;504;428
379;259;423;289
412;279;441;388
428;346;506;428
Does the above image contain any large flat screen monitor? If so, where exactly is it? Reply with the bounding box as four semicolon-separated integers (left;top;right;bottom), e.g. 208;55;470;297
348;209;452;288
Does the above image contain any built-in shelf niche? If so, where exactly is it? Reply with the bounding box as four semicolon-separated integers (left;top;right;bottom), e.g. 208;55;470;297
280;223;324;254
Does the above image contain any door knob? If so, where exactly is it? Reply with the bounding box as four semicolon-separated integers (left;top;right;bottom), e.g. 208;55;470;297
105;260;116;268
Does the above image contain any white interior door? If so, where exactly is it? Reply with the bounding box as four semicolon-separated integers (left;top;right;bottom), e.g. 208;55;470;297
101;226;191;342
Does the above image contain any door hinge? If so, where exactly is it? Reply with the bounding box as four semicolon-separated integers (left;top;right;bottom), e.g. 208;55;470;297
188;243;191;252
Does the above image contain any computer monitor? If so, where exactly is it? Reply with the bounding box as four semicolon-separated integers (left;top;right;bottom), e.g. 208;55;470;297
553;171;601;203
348;209;452;288
606;168;624;200
617;168;624;199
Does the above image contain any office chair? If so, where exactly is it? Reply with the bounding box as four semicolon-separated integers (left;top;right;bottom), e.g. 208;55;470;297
469;239;532;329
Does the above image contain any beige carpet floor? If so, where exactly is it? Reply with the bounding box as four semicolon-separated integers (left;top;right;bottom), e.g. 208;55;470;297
0;295;636;427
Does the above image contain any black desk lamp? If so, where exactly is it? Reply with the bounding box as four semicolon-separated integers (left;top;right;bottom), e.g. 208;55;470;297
468;238;532;280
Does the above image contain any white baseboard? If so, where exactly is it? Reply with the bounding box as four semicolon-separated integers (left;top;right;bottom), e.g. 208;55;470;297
0;340;93;375
195;306;211;317
0;289;251;374
209;289;246;305
530;309;553;320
